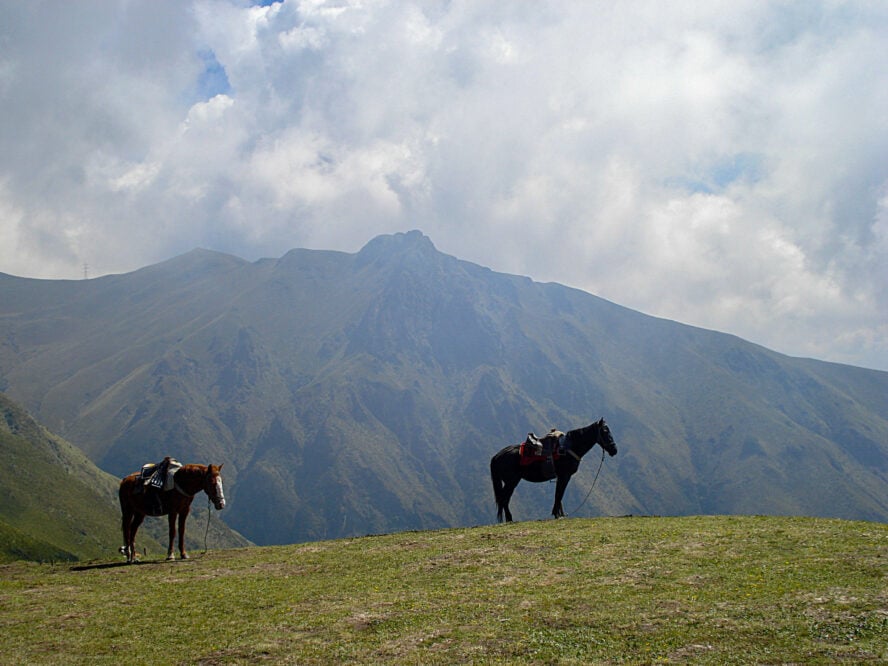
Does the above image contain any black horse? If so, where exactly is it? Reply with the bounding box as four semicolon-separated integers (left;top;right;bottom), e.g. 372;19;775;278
490;419;617;522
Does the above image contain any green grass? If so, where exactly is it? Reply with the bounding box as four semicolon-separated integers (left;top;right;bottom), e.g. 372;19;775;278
0;515;885;664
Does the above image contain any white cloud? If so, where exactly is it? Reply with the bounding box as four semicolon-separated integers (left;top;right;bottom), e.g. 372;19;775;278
185;93;236;126
108;161;163;193
0;0;886;370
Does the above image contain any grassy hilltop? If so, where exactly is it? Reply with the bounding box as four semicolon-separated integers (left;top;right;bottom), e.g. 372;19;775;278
1;515;885;664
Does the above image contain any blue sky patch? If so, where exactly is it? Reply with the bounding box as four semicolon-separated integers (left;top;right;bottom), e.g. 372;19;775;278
197;49;232;100
672;153;764;194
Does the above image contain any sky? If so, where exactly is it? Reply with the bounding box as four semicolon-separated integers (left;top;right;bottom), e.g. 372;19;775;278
1;1;886;371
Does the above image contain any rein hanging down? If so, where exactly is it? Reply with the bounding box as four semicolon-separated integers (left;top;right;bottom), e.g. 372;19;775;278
567;447;606;516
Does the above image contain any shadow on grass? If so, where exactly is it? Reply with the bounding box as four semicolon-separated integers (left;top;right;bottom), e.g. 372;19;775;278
70;558;196;571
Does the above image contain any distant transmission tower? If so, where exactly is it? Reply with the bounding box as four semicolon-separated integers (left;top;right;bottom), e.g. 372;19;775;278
83;263;89;280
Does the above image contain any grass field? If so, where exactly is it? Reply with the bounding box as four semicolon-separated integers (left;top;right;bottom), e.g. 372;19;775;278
0;515;885;664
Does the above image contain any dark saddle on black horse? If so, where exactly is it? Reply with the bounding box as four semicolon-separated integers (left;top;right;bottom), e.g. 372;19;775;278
519;429;565;477
522;429;565;458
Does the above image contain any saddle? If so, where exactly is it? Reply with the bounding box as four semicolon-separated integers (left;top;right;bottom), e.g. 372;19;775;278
519;429;565;475
136;457;183;515
138;456;183;491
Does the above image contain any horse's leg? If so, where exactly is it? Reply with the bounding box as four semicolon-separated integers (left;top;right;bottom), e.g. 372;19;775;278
130;513;144;560
501;477;520;522
177;508;190;560
167;511;177;560
491;461;505;522
121;509;133;562
552;475;570;518
491;461;513;523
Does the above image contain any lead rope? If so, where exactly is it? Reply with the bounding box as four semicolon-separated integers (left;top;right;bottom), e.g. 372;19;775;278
199;496;212;557
568;448;606;516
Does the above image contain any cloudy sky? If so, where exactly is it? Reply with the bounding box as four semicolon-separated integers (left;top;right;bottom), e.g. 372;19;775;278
1;1;886;371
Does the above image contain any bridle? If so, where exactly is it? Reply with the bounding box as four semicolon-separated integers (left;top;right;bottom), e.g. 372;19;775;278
597;425;615;457
564;423;612;461
174;468;224;509
205;471;225;510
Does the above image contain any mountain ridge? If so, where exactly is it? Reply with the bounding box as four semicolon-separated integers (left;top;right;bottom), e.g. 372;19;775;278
1;231;885;545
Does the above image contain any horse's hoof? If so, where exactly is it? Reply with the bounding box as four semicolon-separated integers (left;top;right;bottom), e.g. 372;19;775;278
180;553;189;560
166;554;175;561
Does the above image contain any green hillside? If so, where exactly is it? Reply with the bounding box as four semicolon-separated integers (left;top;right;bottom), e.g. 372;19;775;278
0;393;135;561
0;393;248;562
0;516;884;664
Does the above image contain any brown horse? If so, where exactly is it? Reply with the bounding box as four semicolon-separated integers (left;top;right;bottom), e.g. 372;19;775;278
119;463;226;563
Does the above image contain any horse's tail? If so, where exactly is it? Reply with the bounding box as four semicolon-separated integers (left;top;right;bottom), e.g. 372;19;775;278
490;456;505;523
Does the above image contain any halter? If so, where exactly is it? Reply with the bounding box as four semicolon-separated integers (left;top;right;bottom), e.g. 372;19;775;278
562;425;604;461
174;467;223;506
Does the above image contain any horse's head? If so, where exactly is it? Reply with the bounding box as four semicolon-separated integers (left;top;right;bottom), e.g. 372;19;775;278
596;419;618;457
204;463;226;510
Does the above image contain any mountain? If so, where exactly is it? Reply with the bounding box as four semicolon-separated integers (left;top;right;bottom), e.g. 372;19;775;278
0;392;130;561
0;393;249;562
0;231;886;545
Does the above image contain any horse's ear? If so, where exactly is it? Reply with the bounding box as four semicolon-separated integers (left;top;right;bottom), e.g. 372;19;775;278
218;463;224;471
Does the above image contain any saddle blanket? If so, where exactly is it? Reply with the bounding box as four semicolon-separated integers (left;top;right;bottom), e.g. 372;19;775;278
519;442;558;466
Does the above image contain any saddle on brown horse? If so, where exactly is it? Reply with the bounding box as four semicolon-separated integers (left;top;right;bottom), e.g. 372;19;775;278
135;457;183;515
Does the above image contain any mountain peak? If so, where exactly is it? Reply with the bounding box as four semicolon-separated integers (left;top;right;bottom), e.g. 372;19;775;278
357;230;438;261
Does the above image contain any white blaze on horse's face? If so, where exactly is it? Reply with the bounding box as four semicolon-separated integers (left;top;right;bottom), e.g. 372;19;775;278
213;476;226;510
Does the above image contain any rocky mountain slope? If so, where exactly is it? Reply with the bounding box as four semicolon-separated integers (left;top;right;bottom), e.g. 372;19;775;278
1;231;886;544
